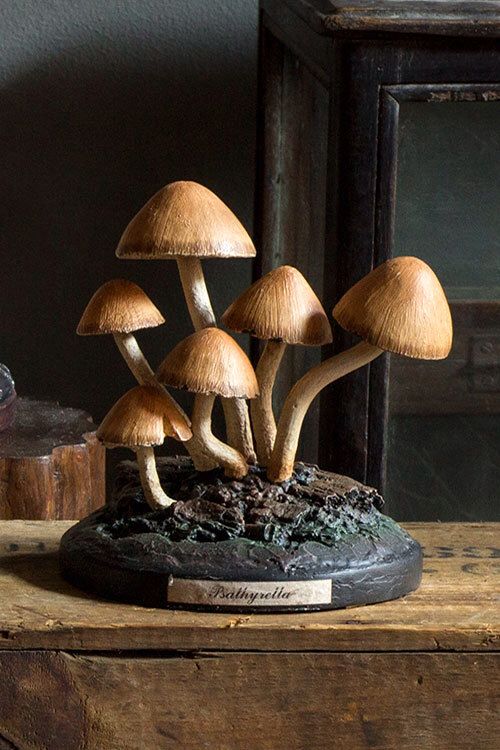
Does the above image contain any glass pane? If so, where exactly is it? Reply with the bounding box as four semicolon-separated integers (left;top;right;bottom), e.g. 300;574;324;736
385;101;500;521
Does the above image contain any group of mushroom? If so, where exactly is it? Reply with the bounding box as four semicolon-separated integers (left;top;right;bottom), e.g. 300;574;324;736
78;181;453;510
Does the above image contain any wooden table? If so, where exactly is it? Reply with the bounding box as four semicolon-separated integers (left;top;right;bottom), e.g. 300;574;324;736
0;522;498;749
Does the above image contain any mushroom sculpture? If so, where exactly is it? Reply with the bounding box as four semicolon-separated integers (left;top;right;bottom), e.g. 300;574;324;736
62;189;454;614
157;328;258;479
97;385;192;509
268;257;453;482
222;265;332;465
115;181;256;463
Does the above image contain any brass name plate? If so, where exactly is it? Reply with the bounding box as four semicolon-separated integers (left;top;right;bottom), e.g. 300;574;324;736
167;578;332;607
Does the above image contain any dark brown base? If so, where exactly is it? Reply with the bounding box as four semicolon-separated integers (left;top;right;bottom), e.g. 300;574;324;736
59;458;422;612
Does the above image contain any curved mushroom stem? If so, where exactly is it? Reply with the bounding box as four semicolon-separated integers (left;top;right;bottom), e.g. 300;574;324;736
192;393;248;479
222;398;256;465
176;256;256;463
114;332;157;385
267;341;383;483
251;340;286;466
136;446;176;509
113;332;217;471
186;433;222;472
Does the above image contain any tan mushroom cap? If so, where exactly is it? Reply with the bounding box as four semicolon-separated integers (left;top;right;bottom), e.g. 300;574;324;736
222;265;332;346
157;328;259;399
97;385;192;447
77;279;165;335
116;181;256;260
333;256;453;360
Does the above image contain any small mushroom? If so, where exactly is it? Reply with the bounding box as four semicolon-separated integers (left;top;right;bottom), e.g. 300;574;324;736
77;279;165;386
157;328;259;479
115;181;257;463
268;257;453;482
97;385;192;509
222;265;332;465
77;279;216;469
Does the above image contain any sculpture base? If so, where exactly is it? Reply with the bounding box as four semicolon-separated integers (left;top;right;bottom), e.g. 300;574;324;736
59;457;422;612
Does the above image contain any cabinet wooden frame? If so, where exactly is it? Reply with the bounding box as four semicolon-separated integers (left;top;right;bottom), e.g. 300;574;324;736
255;2;500;490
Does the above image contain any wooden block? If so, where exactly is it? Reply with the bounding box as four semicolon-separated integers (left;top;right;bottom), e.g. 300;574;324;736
0;650;498;750
0;399;105;520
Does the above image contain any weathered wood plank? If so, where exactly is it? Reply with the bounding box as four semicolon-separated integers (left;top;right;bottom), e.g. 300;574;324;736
268;0;500;38
0;522;497;652
0;650;498;749
256;39;330;464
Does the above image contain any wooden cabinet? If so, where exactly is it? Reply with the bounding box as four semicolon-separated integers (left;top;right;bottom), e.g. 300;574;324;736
255;1;500;521
0;521;498;749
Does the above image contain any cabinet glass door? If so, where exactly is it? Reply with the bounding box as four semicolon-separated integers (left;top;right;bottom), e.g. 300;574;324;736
386;101;499;521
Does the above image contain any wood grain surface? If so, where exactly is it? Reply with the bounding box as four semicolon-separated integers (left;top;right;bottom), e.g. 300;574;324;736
0;400;105;520
275;0;500;37
0;521;497;653
0;650;498;749
0;521;498;749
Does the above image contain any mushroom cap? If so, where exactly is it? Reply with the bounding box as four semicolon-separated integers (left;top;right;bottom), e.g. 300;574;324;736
222;265;332;346
116;181;256;260
157;327;259;399
332;257;453;360
77;279;165;335
97;385;192;447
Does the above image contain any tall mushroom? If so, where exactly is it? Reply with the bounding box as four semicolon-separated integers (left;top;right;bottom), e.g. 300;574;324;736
115;181;257;462
157;328;259;479
97;385;192;509
77;278;215;470
268;257;453;482
222;265;332;465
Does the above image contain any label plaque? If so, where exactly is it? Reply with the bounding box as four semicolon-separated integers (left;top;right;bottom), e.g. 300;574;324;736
167;578;332;607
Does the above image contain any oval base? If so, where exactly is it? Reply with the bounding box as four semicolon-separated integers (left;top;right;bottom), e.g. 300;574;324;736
59;458;422;612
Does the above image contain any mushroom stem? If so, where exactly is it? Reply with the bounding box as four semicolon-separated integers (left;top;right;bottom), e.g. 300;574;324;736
251;340;286;466
114;332;157;385
268;341;383;483
177;257;217;329
192;393;248;479
175;257;256;463
222;398;256;465
136;446;176;509
114;332;217;471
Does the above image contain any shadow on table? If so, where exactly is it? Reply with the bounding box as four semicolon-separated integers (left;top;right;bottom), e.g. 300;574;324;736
0;551;102;602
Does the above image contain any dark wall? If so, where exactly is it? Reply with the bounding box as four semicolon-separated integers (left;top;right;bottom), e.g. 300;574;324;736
1;0;258;424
